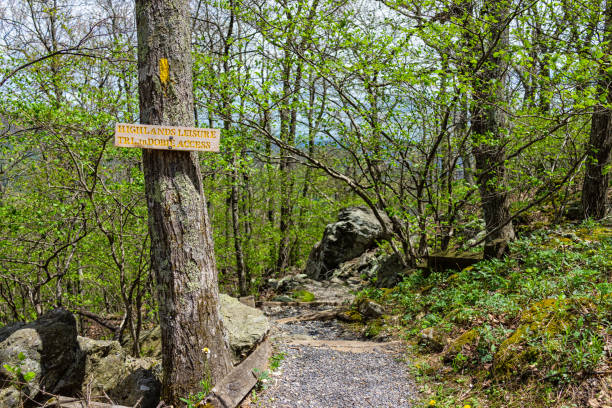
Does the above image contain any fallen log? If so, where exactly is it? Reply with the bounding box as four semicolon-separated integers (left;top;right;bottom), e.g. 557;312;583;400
256;300;343;308
426;253;481;272
287;339;402;354
205;338;271;408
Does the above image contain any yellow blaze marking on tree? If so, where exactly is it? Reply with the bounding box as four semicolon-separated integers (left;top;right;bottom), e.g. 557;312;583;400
159;58;169;85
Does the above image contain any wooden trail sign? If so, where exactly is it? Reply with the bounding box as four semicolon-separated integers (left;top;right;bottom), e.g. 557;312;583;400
114;122;220;152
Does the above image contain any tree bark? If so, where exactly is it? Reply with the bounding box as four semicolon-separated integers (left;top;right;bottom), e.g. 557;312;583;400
582;0;612;220
231;151;248;295
276;49;301;272
135;0;232;404
470;0;516;258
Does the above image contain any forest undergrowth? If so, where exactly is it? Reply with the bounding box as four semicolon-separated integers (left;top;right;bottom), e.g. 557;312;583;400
357;219;612;408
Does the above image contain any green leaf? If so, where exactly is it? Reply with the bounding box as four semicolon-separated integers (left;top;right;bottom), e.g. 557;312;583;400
23;371;36;382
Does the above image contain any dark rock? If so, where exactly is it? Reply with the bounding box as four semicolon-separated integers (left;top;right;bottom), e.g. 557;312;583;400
0;310;161;408
0;309;80;400
376;253;408;288
563;201;583;220
305;207;391;280
426;252;481;272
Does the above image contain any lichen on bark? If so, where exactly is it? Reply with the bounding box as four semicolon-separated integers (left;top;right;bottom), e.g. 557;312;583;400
135;0;232;404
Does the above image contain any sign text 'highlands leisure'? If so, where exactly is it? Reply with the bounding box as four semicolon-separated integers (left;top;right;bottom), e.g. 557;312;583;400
114;123;220;152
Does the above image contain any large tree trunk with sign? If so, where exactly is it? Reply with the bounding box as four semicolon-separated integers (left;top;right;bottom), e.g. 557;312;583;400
135;0;232;404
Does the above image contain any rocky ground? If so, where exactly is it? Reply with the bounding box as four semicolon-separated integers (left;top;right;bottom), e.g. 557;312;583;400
242;302;417;408
245;207;418;408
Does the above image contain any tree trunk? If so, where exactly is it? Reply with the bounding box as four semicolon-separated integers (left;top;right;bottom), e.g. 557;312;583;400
276;50;301;273
470;0;516;258
135;0;232;404
231;151;248;295
582;0;612;220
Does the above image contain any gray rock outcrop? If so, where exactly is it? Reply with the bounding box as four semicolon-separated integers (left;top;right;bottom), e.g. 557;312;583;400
0;309;160;408
219;294;270;364
375;253;408;288
134;294;270;365
357;299;385;319
77;336;160;408
305;207;391;280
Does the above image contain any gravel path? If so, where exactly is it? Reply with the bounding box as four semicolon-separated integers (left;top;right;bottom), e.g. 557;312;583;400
249;305;417;408
256;343;415;408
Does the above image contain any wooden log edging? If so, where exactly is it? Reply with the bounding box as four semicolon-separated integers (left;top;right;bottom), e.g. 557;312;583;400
49;396;131;408
276;307;348;325
51;339;271;408
256;300;344;308
286;339;403;354
205;338;271;408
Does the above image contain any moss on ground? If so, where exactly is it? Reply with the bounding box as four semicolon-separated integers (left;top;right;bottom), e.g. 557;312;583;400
443;328;480;370
292;290;315;302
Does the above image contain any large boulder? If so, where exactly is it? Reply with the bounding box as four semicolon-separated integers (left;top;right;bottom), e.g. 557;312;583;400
305;207;391;280
135;294;270;365
0;309;81;402
219;294;270;364
77;337;160;408
0;310;160;408
0;387;20;408
375;253;408;288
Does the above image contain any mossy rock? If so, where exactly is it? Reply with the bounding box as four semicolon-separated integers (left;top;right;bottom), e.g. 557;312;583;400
356;298;385;319
338;309;363;323
576;226;612;240
364;319;384;339
418;327;447;353
292;290;315;302
447;273;460;282
442;329;480;369
492;297;594;381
